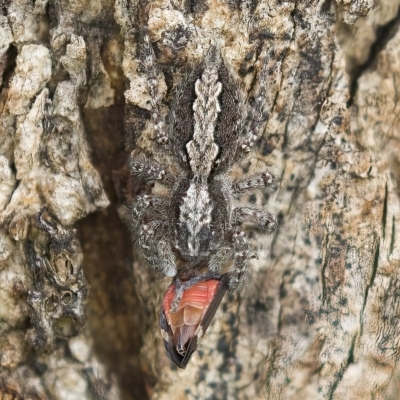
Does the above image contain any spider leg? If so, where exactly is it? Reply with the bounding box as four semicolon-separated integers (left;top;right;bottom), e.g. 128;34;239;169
138;220;176;278
228;230;251;290
141;28;169;145
130;150;173;186
232;171;275;197
232;206;278;233
234;49;284;161
208;245;233;274
130;194;168;222
130;194;176;277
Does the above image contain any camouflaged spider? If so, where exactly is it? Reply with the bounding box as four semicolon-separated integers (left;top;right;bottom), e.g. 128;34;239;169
129;32;278;368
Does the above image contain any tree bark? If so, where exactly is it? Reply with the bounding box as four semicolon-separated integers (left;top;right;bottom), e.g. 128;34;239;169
1;0;400;399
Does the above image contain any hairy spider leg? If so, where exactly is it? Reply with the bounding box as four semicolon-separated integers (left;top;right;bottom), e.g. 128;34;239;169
141;27;169;145
234;50;284;161
232;206;278;233
129;150;168;184
131;194;177;278
232;171;276;197
229;230;251;289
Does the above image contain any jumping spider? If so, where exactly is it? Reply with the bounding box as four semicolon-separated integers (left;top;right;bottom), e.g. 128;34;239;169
129;32;277;368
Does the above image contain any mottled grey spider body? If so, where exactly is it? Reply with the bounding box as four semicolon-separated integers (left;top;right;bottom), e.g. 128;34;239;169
130;32;277;367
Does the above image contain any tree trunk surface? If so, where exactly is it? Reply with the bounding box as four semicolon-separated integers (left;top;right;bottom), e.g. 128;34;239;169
1;0;400;399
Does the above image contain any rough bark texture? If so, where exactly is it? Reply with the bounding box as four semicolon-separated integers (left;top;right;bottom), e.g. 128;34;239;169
1;0;400;399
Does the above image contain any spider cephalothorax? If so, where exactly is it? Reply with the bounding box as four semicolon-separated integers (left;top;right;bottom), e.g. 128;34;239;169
129;32;277;368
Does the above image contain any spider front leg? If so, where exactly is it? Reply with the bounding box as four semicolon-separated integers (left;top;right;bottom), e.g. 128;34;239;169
130;150;173;186
138;220;176;278
131;194;176;278
130;194;167;223
227;207;277;289
232;206;278;233
234;50;284;162
228;230;251;290
141;28;169;145
232;171;275;197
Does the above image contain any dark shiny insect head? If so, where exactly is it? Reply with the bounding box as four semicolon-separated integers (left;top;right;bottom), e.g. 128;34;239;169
160;276;228;368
